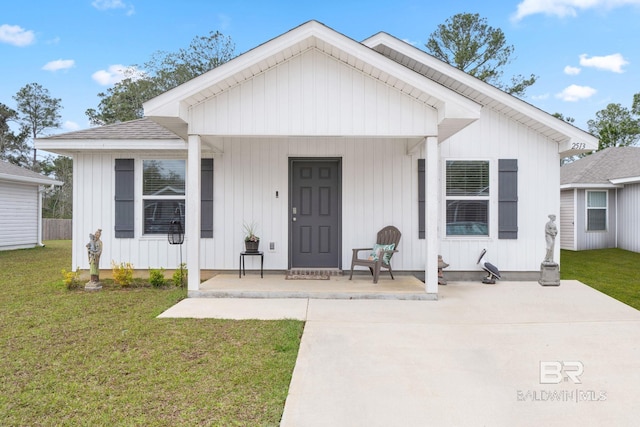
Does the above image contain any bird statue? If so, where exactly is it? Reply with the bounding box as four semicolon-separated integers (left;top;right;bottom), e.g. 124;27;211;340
477;249;501;284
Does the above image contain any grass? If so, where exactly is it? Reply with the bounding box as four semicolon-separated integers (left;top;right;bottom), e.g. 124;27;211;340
0;241;304;426
561;248;640;310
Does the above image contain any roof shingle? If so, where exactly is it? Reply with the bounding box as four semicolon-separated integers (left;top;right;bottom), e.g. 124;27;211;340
561;146;640;184
41;118;180;140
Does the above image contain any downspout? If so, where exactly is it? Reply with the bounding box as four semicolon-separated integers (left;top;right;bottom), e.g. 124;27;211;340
615;188;618;248
37;185;45;247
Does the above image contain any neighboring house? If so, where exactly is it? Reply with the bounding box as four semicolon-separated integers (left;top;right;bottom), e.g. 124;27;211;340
560;146;640;253
36;21;598;296
0;161;63;251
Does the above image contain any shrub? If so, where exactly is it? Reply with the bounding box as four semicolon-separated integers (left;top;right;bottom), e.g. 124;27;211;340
111;261;134;287
61;267;81;290
149;267;167;288
172;263;187;287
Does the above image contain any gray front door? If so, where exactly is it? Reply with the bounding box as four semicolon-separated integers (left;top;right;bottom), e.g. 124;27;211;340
290;159;341;268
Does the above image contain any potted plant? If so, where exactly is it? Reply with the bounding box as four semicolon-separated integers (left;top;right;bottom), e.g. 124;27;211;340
243;221;260;252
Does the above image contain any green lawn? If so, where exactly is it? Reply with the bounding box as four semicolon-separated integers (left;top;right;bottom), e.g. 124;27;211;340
0;241;303;426
561;248;640;310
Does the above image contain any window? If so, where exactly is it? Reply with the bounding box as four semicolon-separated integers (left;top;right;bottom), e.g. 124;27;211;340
445;160;489;236
587;191;607;231
142;160;186;235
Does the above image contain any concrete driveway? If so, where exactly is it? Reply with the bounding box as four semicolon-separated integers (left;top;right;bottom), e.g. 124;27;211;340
159;280;640;426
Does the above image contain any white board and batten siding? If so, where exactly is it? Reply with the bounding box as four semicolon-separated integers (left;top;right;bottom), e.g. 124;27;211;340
0;181;38;250
71;152;215;272
560;189;576;250
438;108;562;272
71;107;564;274
72;139;422;272
617;184;640;253
190;48;438;137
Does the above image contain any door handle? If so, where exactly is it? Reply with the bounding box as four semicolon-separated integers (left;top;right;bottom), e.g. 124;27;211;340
292;217;297;222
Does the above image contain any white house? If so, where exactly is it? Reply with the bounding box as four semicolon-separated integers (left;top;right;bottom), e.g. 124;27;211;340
560;146;640;253
36;21;598;296
0;161;63;251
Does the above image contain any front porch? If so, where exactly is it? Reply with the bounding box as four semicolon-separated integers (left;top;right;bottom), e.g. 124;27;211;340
191;272;435;300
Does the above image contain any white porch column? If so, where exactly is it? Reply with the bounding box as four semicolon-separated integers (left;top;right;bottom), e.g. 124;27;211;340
187;134;202;291
425;136;439;295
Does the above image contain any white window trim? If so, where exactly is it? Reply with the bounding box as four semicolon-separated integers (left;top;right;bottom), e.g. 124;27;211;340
140;158;187;238
585;190;608;232
443;158;491;239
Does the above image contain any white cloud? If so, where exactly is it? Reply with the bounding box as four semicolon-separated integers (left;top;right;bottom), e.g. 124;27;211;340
64;121;80;131
564;65;581;75
91;64;146;85
92;0;135;15
512;0;640;21
0;24;35;46
531;93;550;100
579;53;629;73
43;59;75;72
92;64;128;85
555;84;597;101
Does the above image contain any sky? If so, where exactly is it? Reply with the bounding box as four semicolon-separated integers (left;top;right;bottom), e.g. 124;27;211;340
2;0;639;143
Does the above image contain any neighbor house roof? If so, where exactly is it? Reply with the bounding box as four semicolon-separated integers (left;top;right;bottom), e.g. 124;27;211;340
561;146;640;188
0;161;63;186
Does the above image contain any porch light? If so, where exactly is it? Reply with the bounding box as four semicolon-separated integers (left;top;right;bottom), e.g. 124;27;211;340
168;219;184;245
168;219;185;287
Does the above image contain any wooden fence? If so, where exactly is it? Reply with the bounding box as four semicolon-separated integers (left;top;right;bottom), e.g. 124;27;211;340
43;219;72;240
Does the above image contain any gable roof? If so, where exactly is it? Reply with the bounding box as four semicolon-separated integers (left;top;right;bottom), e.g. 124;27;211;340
561;146;640;187
362;32;598;156
143;20;481;142
0;161;63;186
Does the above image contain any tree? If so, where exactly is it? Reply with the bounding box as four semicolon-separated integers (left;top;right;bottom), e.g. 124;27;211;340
552;112;575;124
42;155;73;219
0;102;30;166
86;75;158;126
86;31;235;125
426;13;537;97
13;83;62;169
587;96;640;150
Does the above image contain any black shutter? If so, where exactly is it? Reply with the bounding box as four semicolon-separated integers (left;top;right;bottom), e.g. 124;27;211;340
201;158;214;238
498;159;518;239
418;159;425;239
114;159;135;238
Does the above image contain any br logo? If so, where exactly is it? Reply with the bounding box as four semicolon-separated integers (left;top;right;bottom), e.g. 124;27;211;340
539;361;584;384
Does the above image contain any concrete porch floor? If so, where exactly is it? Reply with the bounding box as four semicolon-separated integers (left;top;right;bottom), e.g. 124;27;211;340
190;272;435;300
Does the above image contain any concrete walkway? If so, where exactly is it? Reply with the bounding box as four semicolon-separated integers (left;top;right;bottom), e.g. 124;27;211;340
158;280;640;426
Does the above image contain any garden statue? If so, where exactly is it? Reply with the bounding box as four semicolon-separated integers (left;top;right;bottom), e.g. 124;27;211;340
86;228;103;288
544;214;558;264
540;215;560;286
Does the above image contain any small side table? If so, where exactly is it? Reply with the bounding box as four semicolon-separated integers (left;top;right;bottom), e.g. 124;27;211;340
239;251;264;278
